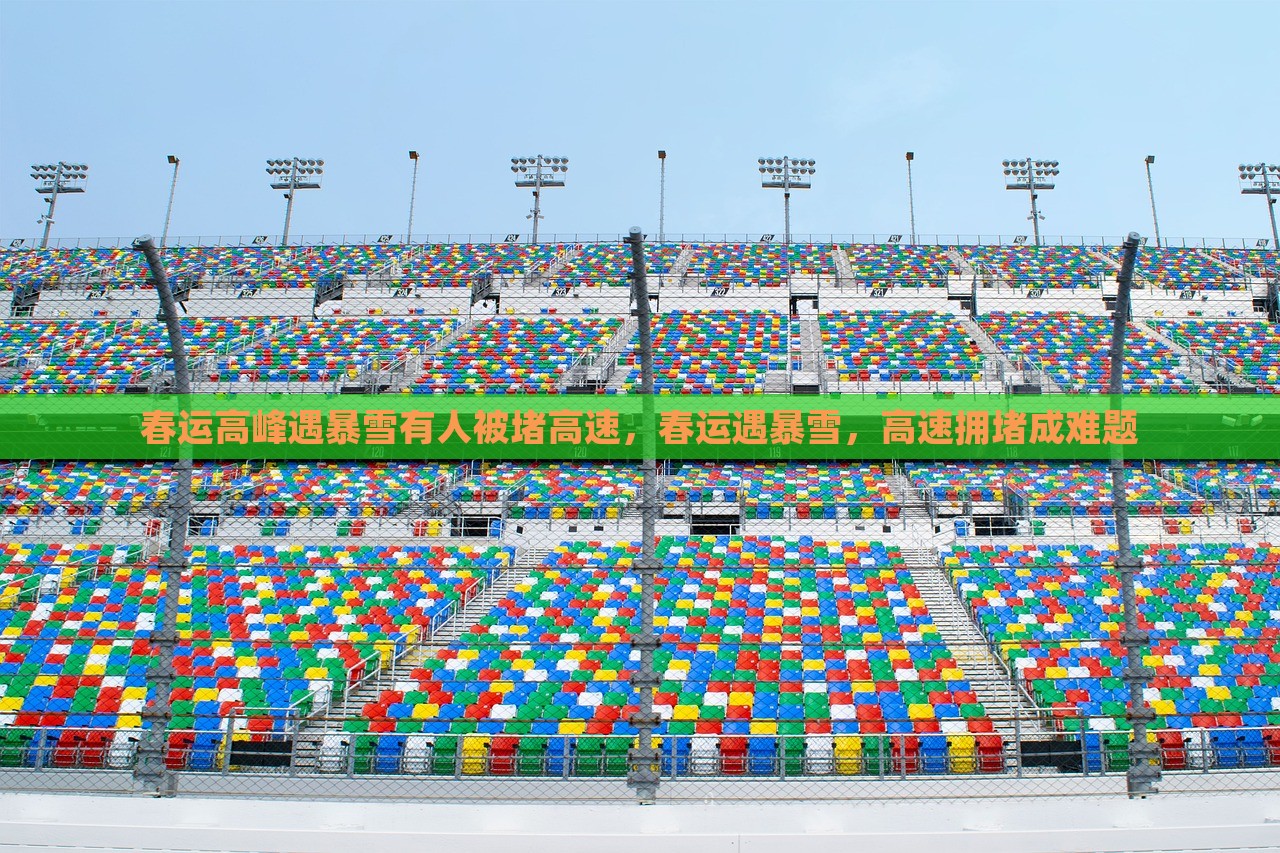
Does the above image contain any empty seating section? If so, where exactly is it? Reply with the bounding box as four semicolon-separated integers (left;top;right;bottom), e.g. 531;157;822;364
413;316;621;393
1151;319;1280;392
942;542;1280;729
215;462;458;515
905;463;1008;504
957;246;1105;287
211;317;456;384
3;462;171;512
450;463;643;518
1213;248;1279;277
685;244;834;287
2;461;457;517
979;312;1200;393
0;543;514;731
350;537;991;737
820;311;984;383
1114;247;1238;289
552;243;689;285
0;318;272;393
846;245;955;285
1163;463;1280;503
665;464;899;519
1;543;142;609
0;248;142;285
619;311;787;393
185;544;511;642
1003;463;1208;517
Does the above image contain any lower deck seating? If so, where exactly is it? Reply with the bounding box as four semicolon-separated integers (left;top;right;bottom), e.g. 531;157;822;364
942;542;1280;729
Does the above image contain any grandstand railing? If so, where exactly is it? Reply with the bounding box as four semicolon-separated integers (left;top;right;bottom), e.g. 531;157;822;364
2;721;1276;799
6;234;1275;250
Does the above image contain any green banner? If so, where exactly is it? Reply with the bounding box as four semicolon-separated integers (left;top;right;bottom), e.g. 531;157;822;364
0;393;1275;460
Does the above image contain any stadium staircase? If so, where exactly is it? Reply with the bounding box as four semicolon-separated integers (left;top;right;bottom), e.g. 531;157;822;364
945;248;978;278
526;245;582;287
901;549;1050;735
669;245;698;283
829;247;855;286
290;553;541;769
561;316;638;392
1141;322;1256;393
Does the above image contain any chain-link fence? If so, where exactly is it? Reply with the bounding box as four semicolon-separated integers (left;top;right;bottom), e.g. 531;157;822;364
0;236;1277;802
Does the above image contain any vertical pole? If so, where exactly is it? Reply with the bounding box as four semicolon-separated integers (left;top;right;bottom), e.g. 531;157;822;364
1144;157;1162;249
281;159;298;247
1028;159;1042;248
531;157;543;244
906;152;917;244
161;159;180;249
658;151;667;244
131;235;193;797
1263;166;1280;251
783;158;793;292
407;153;420;244
40;163;62;249
1108;231;1160;797
625;226;660;805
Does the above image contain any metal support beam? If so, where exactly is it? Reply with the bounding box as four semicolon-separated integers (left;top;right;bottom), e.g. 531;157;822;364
131;235;193;797
1108;231;1160;797
625;226;660;805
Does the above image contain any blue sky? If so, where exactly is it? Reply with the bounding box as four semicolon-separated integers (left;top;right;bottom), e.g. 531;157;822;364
1;0;1276;245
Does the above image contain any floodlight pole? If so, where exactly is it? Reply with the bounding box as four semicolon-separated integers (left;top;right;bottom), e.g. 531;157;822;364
161;156;180;249
32;162;88;249
906;152;918;243
760;157;815;292
658;150;667;243
625;226;660;805
131;235;193;797
407;150;420;243
1108;231;1160;798
281;168;298;248
1143;156;1162;248
1027;157;1043;247
40;164;64;249
531;161;544;244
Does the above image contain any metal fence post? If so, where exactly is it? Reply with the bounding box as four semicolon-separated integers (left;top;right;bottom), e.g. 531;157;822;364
1108;231;1160;797
130;235;193;797
625;226;661;805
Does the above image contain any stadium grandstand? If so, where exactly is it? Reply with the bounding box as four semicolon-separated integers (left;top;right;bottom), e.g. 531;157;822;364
1;232;1277;807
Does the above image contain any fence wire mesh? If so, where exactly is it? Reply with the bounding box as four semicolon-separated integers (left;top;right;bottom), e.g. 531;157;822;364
0;236;1277;802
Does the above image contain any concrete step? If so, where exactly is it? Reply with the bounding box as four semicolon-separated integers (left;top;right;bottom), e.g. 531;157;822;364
906;561;1050;734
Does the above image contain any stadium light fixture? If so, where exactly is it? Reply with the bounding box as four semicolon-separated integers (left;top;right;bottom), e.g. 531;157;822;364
407;150;420;244
1143;155;1162;249
658;150;667;244
265;157;324;247
758;156;816;289
905;152;917;244
30;161;89;248
1238;162;1280;251
161;155;180;249
511;155;568;244
1002;157;1059;247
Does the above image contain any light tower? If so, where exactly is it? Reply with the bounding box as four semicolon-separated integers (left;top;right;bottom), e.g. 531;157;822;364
511;155;568;244
758;156;816;289
1002;157;1059;246
905;152;918;243
407;150;420;243
1239;162;1280;324
30;162;89;248
161;155;180;249
265;158;324;247
1238;162;1280;250
1144;155;1162;248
